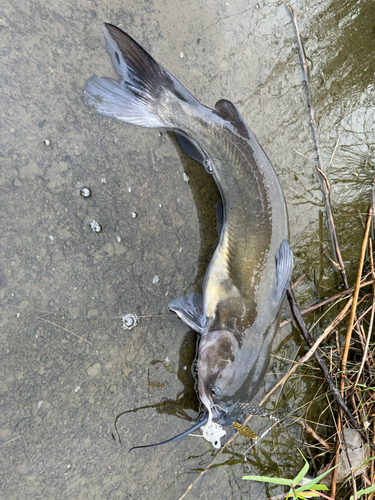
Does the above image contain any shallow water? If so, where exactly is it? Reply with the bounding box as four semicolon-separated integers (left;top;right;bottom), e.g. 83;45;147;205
1;0;374;498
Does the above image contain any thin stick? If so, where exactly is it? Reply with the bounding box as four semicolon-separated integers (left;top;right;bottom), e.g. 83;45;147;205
371;419;375;499
293;149;308;159
35;316;92;345
340;206;372;393
291;273;306;289
328;135;341;170
286;5;349;289
272;297;353;398
299;419;332;451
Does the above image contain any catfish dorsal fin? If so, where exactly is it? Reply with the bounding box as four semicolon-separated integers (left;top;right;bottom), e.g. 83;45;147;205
214;99;250;138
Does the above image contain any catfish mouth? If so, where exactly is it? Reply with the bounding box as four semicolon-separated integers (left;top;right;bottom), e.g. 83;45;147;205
198;376;215;415
198;373;231;423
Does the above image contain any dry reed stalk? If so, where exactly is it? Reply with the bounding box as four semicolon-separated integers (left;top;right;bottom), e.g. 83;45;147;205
340;206;373;394
353;237;375;388
291;273;306;289
371;419;375;500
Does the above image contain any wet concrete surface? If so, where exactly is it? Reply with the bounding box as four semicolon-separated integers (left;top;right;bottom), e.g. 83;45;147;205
1;0;374;498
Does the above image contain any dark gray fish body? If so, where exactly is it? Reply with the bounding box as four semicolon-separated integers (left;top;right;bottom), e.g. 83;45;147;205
85;24;293;447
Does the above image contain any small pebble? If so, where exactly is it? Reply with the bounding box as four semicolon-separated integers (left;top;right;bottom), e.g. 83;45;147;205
152;275;160;284
44;139;51;146
128;187;132;193
89;220;102;233
158;203;163;208
180;51;184;58
116;235;121;243
49;235;54;241
101;178;106;184
87;362;101;377
75;386;80;393
80;187;92;198
183;173;189;182
67;464;71;469
131;212;137;219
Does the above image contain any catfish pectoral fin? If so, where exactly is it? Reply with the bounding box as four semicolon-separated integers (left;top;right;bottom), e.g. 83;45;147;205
168;293;208;334
129;412;208;451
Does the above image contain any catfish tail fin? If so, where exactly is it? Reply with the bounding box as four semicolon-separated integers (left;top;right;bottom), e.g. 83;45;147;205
84;23;197;128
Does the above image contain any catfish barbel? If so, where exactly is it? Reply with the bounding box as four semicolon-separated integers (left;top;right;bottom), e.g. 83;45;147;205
84;23;293;450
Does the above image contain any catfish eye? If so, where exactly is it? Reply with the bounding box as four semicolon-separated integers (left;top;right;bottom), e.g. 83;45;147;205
211;386;221;397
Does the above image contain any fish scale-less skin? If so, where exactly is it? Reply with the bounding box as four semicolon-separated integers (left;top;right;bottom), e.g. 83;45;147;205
85;23;292;440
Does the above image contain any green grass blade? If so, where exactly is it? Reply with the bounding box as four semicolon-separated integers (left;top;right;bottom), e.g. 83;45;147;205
294;452;310;485
242;475;293;486
305;484;328;491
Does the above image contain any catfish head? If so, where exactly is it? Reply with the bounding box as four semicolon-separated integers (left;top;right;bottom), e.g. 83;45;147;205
198;329;244;425
198;324;277;426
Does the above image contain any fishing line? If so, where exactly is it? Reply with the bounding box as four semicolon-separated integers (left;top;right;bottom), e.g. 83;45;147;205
243;416;280;469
